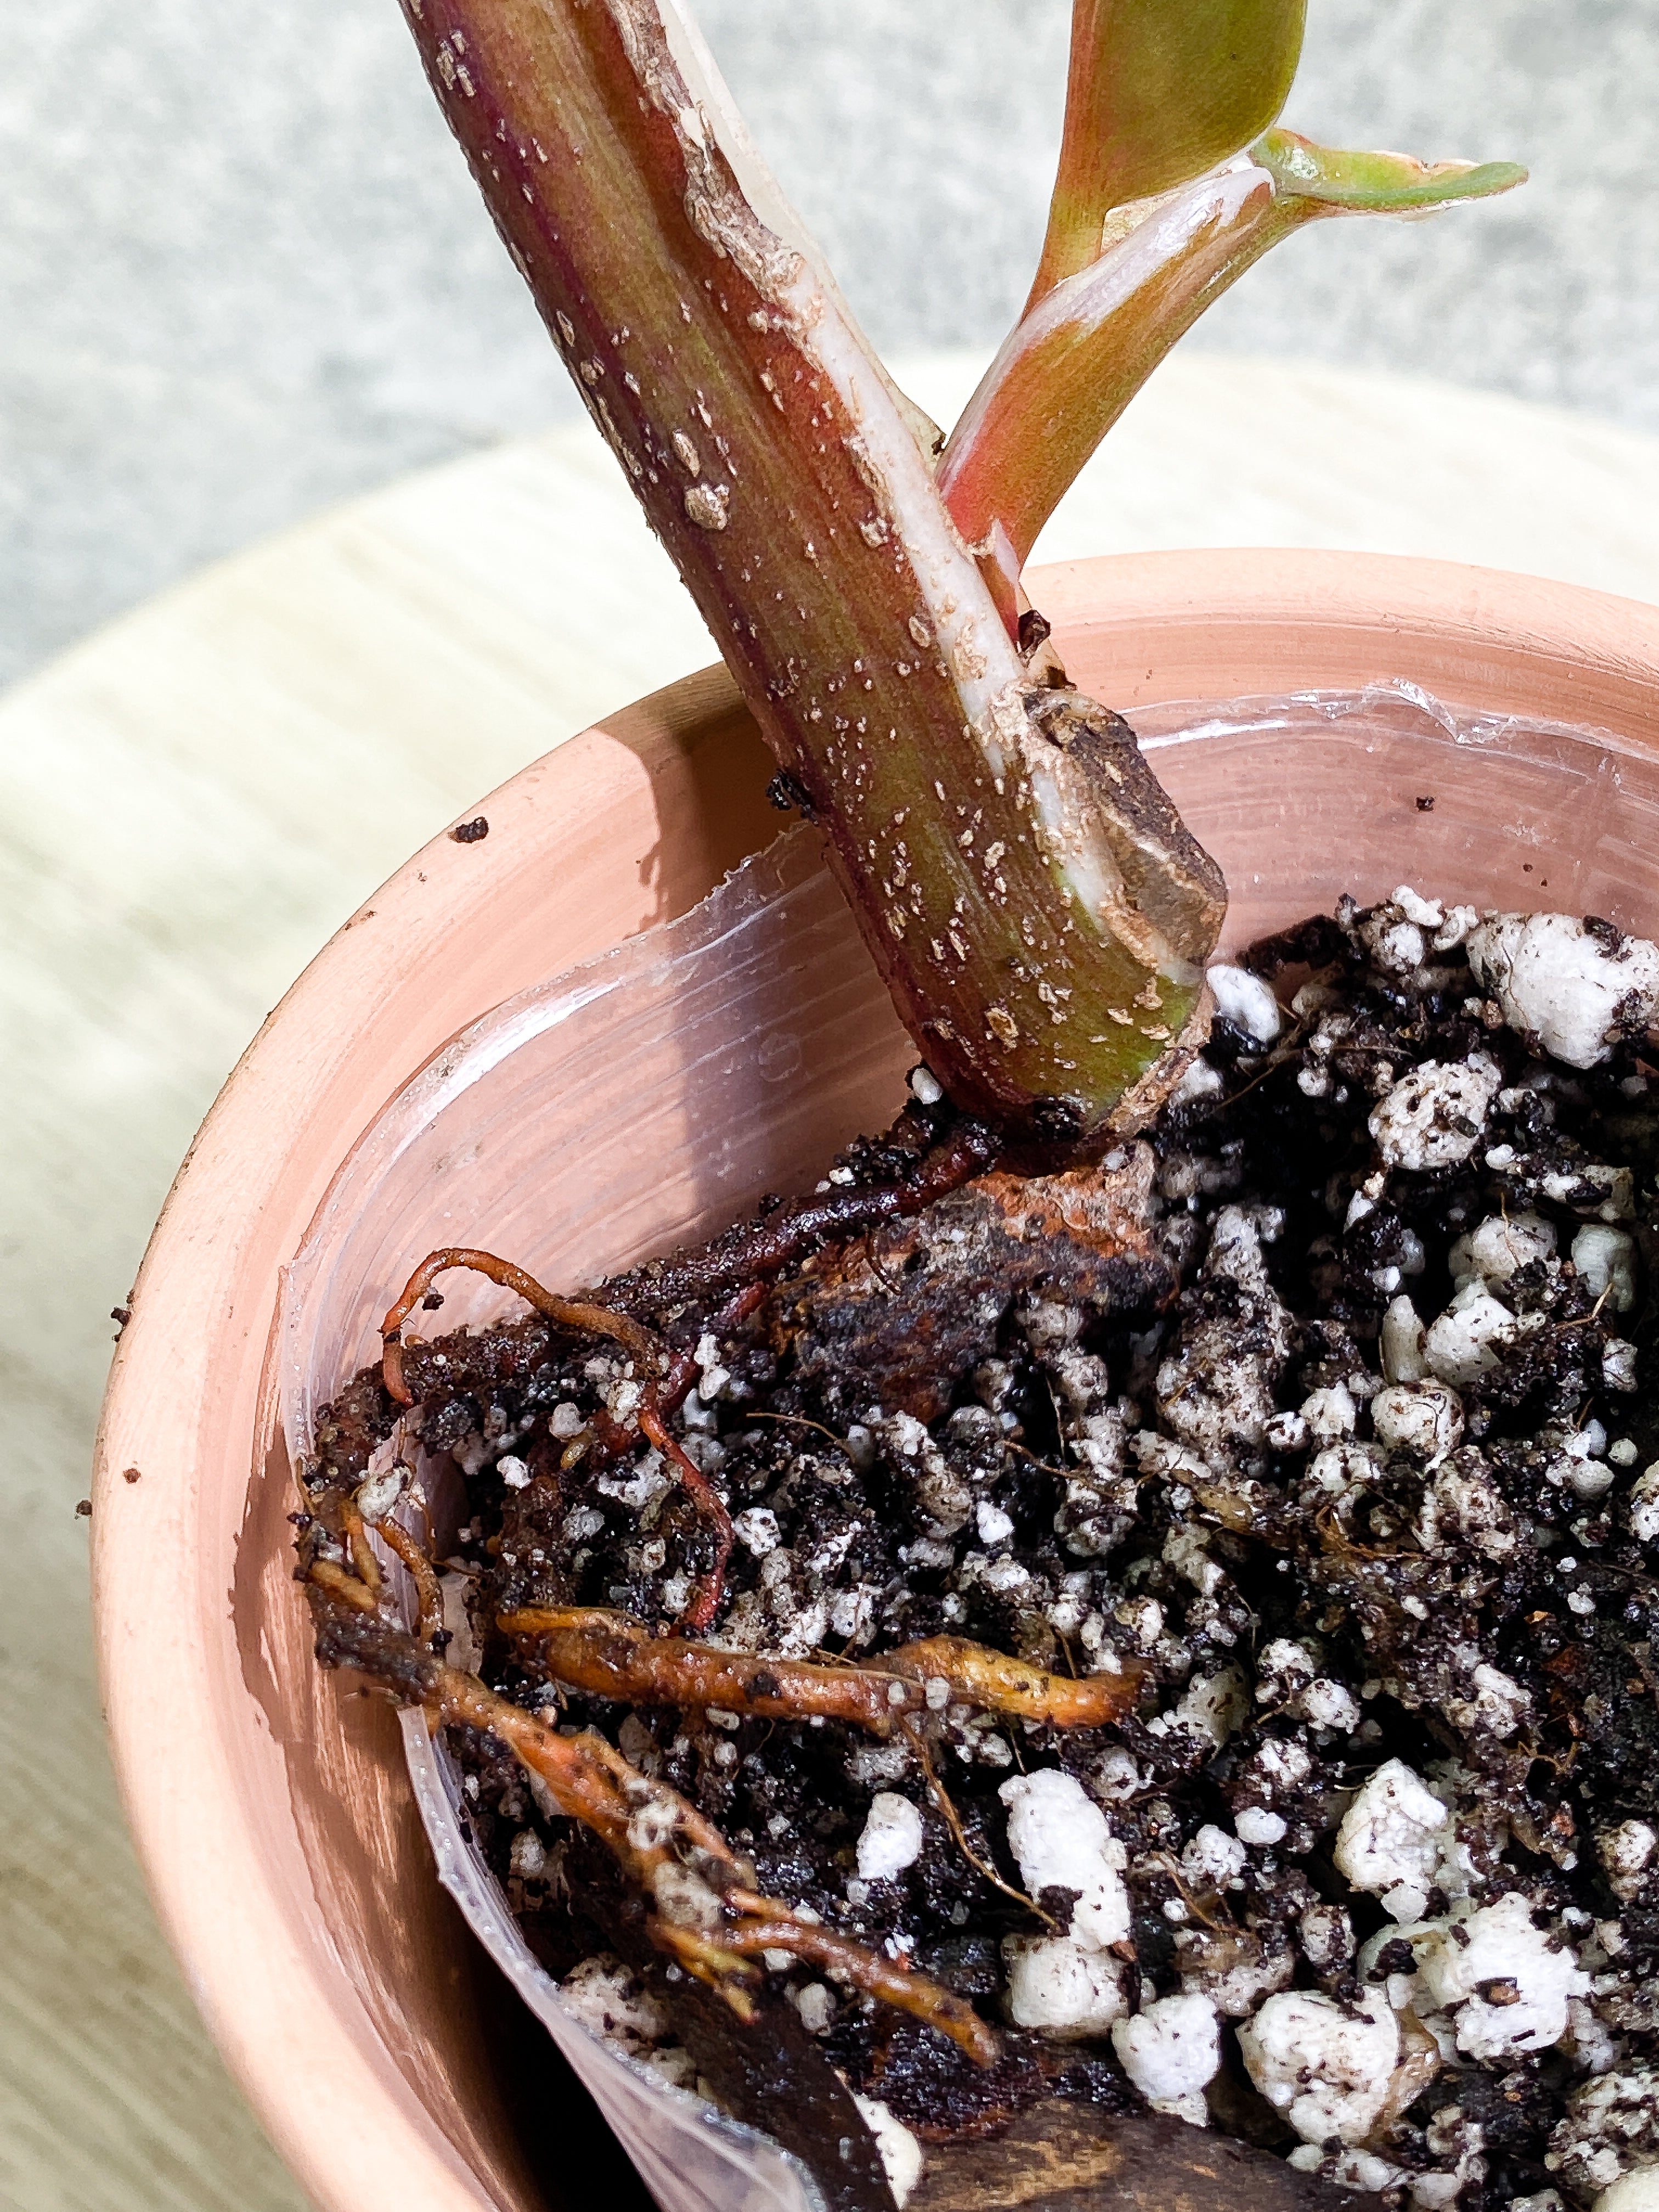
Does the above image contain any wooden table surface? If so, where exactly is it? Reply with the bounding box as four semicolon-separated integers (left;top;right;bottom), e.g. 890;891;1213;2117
11;352;1659;2212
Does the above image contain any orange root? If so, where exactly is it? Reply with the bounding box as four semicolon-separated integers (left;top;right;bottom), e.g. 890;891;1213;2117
500;1605;1141;1732
377;1247;734;1627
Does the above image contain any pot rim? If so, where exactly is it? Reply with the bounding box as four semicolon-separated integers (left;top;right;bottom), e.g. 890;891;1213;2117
92;549;1659;2212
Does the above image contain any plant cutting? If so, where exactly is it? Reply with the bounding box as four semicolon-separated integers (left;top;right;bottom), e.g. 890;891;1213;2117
369;0;1520;1145
281;5;1659;2210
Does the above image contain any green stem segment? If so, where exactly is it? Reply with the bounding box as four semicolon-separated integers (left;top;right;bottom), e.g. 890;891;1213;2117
943;137;1527;578
398;0;1223;1141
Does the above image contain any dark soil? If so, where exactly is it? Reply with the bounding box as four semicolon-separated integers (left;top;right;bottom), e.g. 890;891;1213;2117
300;889;1659;2212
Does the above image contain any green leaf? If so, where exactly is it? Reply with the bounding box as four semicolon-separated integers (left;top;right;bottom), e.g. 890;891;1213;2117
1034;0;1306;297
1254;127;1528;210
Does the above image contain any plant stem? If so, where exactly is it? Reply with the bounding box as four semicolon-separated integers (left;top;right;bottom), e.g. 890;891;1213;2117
398;0;1224;1138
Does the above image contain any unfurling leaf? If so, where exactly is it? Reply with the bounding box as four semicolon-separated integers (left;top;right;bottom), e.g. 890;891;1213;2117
944;158;1304;573
945;123;1525;573
1032;0;1307;298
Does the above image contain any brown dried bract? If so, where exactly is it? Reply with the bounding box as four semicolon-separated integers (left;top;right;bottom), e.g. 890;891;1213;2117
770;1141;1174;1420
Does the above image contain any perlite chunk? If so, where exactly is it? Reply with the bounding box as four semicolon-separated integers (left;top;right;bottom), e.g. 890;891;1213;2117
1369;1055;1502;1171
561;1954;674;2052
1002;1934;1127;2036
1550;2069;1659;2196
1239;1986;1399;2145
1334;1759;1449;1918
1573;1224;1640;1313
855;1792;924;1882
1594;2172;1659;2212
1449;1210;1558;1286
1424;1284;1526;1387
851;2095;923;2209
1381;1293;1429;1384
998;1768;1130;1946
1415;1892;1589;2062
1598;1819;1658;1903
1111;1991;1222;2125
1155;1206;1293;1465
1468;913;1659;1068
1206;963;1282;1046
1372;1379;1464;1465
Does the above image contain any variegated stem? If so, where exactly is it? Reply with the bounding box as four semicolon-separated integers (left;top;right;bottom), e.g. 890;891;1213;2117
397;0;1223;1140
943;136;1526;578
941;159;1311;574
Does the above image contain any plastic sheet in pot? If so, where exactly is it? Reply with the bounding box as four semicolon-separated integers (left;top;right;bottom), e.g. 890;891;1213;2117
278;680;1659;2212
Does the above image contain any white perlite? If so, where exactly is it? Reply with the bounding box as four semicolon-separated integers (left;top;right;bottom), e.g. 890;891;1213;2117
1554;2071;1659;2195
1150;1664;1251;1750
1424;1284;1525;1387
561;1954;673;2053
1599;1819;1657;1902
1370;1054;1502;1171
851;2095;923;2208
855;1792;925;1882
1415;1456;1517;1560
1239;1986;1398;2145
1206;963;1282;1046
1371;1379;1463;1465
1003;1934;1127;2036
1299;1903;1355;1974
1630;1465;1659;1544
998;1769;1130;1947
1300;1676;1362;1731
1111;1991;1222;2125
1181;1824;1248;1890
1595;2174;1659;2212
1574;1224;1640;1313
1381;1294;1429;1384
731;1506;781;1555
1450;1210;1558;1286
1468;912;1659;1068
1416;1891;1589;2061
1235;1806;1288;1847
1334;1759;1449;1919
1301;1383;1357;1444
1155;1206;1294;1465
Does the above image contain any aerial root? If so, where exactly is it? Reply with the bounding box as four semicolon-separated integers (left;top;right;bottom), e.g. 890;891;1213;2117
377;1245;734;1627
304;1582;996;2066
496;1605;1141;1732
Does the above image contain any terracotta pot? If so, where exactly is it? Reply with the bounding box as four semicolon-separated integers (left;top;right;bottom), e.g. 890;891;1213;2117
94;549;1659;2212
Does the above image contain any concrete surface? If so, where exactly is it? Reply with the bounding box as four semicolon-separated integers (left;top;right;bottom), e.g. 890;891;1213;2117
3;0;1658;687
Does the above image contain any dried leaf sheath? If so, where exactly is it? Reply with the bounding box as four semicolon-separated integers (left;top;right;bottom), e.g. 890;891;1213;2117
398;0;1223;1136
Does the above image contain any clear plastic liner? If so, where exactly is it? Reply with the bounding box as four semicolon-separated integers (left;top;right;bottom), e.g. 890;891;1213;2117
277;682;1659;2212
280;825;908;2212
